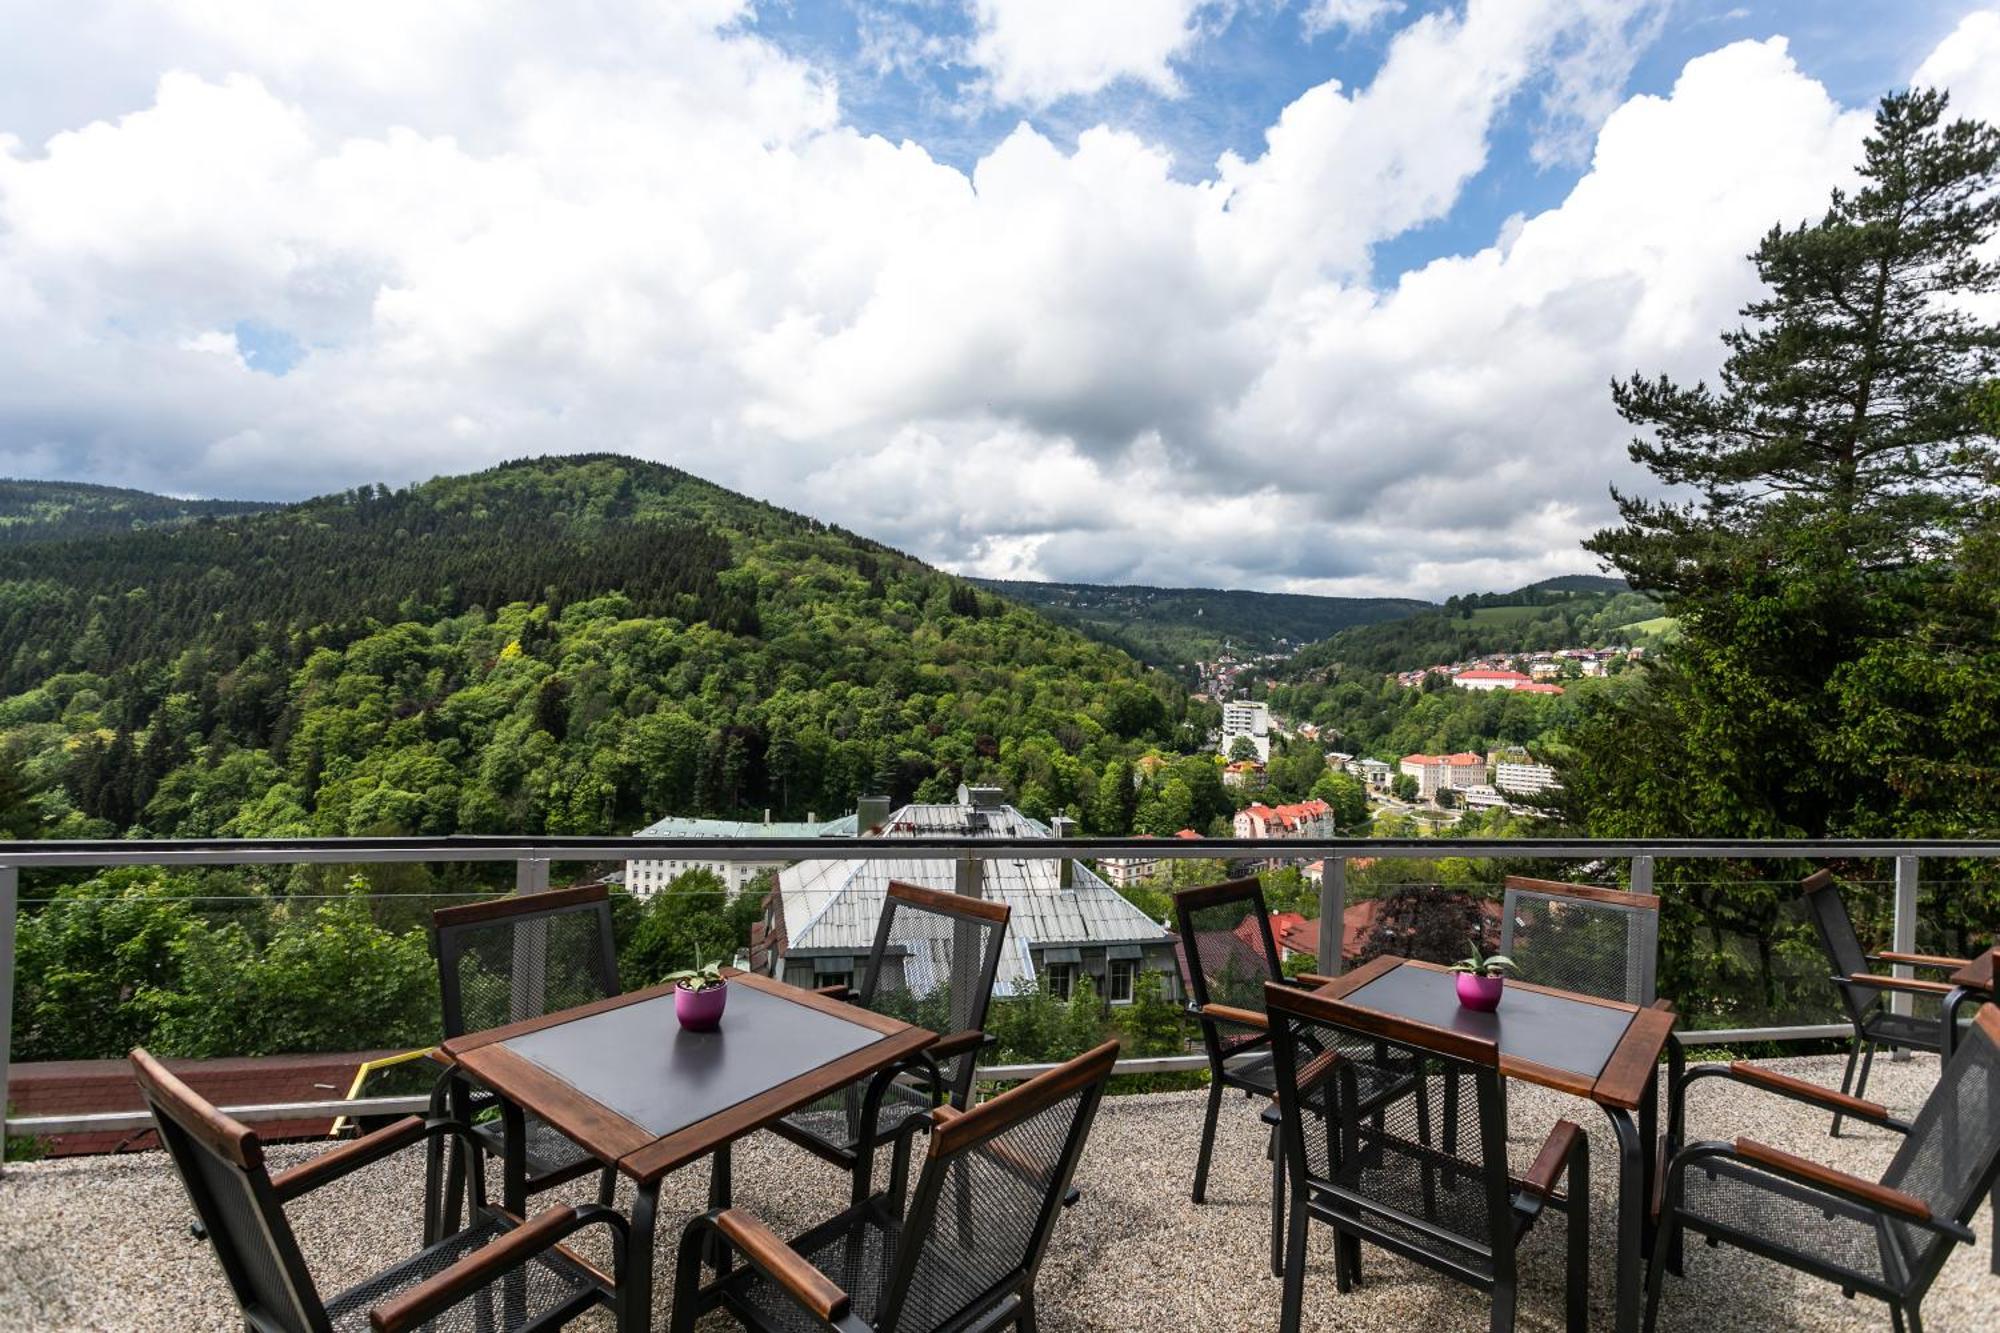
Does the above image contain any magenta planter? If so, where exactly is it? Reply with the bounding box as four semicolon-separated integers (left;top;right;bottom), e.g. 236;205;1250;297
675;981;728;1031
1456;972;1504;1012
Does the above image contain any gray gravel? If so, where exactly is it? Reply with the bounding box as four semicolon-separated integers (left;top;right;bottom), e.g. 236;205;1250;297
1;1054;1992;1331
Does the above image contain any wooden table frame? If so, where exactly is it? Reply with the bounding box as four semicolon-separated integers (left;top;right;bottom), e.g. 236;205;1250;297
440;971;937;1333
1941;947;1996;1059
1314;955;1675;1333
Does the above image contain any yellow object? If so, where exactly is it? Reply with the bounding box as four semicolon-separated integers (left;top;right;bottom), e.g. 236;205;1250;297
330;1047;438;1137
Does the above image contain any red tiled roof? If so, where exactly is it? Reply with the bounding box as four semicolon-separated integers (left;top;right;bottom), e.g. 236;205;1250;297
1174;828;1202;839
1455;669;1531;682
1516;682;1566;694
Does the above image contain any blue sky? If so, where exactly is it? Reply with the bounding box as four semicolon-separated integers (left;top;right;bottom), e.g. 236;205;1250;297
748;1;1983;282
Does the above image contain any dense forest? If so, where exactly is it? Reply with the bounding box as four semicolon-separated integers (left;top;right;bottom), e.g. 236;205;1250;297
0;455;1199;843
0;479;277;546
971;577;1428;668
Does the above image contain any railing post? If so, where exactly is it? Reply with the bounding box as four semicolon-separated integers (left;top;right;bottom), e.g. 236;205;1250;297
512;857;551;1023
1891;855;1919;1062
1316;856;1347;977
1628;856;1656;1002
0;863;15;1170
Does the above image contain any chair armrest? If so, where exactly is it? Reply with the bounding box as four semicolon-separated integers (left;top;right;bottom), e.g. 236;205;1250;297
369;1204;625;1333
272;1115;429;1203
1520;1119;1585;1201
815;983;851;1000
1291;1049;1342;1097
1845;973;1956;997
1729;1138;1931;1222
1870;951;1970;971
1723;1061;1901;1127
710;1209;850;1323
1283;974;1336;989
1200;1003;1267;1031
929;1028;986;1062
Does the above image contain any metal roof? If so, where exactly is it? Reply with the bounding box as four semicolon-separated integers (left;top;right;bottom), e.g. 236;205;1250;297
634;813;858;839
778;800;1174;994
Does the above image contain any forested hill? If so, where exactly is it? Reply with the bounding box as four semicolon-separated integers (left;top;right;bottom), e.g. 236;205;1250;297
0;478;278;545
0;455;1191;841
1281;580;1664;678
972;578;1428;667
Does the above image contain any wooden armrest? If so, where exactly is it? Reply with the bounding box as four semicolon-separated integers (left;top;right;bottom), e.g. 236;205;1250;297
1288;974;1336;988
1872;951;1971;971
929;1028;986;1060
814;983;850;999
713;1209;849;1322
1727;1061;1890;1122
273;1115;428;1203
931;1104;964;1128
371;1206;582;1332
1291;1049;1342;1096
1731;1139;1930;1222
1846;973;1955;997
1520;1119;1584;1201
1201;1003;1267;1030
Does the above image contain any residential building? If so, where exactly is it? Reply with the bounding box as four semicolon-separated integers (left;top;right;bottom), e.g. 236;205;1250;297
1399;753;1486;801
1096;829;1201;887
1233;797;1338;840
1494;760;1562;797
1463;784;1510;811
1452;668;1535;692
758;786;1179;1007
1222;759;1266;789
625;809;859;897
1349;757;1395;791
1219;699;1272;761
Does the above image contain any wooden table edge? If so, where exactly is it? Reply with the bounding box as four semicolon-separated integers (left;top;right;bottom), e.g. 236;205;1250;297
451;1041;653;1164
1949;949;1996;991
734;971;909;1035
441;981;679;1056
1593;1004;1677;1110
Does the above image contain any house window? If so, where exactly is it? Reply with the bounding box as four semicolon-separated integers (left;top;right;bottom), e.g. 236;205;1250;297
1044;963;1075;1001
1108;959;1137;1005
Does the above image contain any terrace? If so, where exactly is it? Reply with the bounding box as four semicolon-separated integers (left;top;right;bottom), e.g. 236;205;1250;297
3;835;1997;1332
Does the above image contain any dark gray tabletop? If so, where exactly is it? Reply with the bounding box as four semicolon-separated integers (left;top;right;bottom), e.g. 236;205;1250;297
1344;964;1634;1083
502;982;881;1138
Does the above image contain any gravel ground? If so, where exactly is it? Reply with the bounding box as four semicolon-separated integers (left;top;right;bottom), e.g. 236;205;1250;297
1;1054;1992;1332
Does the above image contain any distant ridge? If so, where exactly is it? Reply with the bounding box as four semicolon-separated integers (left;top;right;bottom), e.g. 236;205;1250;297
0;478;278;546
972;577;1430;669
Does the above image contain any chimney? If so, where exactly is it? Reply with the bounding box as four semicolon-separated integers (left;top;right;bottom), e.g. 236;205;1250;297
1050;815;1076;888
856;794;892;836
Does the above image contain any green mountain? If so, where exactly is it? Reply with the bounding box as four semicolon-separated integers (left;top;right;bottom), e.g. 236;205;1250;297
0;455;1191;841
0;479;278;546
1282;580;1663;678
972;577;1429;669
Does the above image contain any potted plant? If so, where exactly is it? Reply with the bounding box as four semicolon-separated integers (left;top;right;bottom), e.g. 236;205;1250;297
667;960;729;1031
1449;939;1516;1012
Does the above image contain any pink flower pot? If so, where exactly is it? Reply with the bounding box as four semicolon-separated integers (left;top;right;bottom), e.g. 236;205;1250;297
675;981;728;1031
1456;972;1504;1012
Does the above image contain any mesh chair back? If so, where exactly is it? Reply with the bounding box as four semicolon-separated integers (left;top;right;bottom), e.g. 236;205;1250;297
1265;984;1516;1281
1499;876;1660;1005
433;884;619;1037
876;1041;1117;1333
1800;871;1875;1021
1880;1007;2000;1282
129;1048;330;1333
1174;878;1283;1024
860;882;1011;1105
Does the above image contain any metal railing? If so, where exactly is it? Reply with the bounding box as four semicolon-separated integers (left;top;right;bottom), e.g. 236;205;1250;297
5;833;1997;1161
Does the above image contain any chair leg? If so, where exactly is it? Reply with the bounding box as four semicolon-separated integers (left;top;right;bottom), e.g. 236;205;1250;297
1489;1279;1516;1333
1279;1193;1312;1333
1270;1124;1285;1277
1853;1042;1877;1108
596;1165;616;1210
1566;1147;1589;1333
1016;1292;1038;1333
1834;1035;1863;1137
1192;1076;1225;1204
1643;1215;1678;1333
1905;1301;1923;1333
1890;1303;1906;1333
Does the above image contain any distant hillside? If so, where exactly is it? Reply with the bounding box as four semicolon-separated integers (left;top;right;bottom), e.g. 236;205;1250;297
1283;580;1664;678
0;455;1188;841
0;479;277;545
973;578;1430;668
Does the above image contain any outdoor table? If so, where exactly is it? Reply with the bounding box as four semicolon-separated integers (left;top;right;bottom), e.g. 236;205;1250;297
440;971;937;1333
1940;946;1997;1058
1314;955;1676;1333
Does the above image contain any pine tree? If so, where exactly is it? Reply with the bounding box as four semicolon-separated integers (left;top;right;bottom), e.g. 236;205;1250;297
1572;89;2000;839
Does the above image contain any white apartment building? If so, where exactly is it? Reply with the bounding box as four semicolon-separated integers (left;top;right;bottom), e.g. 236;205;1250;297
1399;753;1486;801
1220;699;1273;762
1493;761;1562;797
625;810;858;897
1349;757;1395;791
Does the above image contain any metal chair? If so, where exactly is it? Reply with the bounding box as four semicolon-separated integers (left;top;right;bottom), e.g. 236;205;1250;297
130;1046;625;1333
669;1040;1117;1333
1645;1006;2000;1333
1800;869;1971;1135
1264;984;1589;1333
431;884;622;1237
769;880;1011;1206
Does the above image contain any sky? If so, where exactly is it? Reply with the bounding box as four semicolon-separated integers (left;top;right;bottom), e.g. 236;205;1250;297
2;2;1998;599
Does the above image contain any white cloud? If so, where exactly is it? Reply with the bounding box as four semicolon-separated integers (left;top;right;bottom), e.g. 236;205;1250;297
0;2;1993;598
1302;0;1404;38
968;0;1212;106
